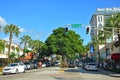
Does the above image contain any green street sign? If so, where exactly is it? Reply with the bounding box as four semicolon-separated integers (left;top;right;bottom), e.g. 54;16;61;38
71;24;82;28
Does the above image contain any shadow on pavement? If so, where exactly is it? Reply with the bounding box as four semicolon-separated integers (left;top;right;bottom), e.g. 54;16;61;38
64;67;120;78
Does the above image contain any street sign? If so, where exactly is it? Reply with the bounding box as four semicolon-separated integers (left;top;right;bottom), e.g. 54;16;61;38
71;24;82;28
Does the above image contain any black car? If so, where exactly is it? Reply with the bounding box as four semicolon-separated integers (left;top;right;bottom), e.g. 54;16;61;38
32;60;39;69
68;61;76;68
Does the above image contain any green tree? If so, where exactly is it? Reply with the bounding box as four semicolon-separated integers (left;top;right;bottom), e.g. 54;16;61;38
29;39;44;59
29;40;43;52
16;47;20;52
104;13;120;46
9;52;16;59
20;35;31;52
39;43;48;58
98;30;111;57
0;39;5;54
4;24;20;59
45;27;84;61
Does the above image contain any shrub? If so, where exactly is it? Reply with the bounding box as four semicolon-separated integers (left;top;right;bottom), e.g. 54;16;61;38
0;67;3;72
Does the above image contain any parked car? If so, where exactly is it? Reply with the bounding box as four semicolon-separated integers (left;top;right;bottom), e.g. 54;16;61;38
52;61;60;66
76;62;83;67
23;61;34;70
68;60;76;68
84;62;98;71
32;60;39;69
2;62;26;75
46;62;51;67
42;62;46;68
45;60;51;67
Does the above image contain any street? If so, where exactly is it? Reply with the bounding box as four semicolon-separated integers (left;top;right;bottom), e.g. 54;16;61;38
0;67;119;80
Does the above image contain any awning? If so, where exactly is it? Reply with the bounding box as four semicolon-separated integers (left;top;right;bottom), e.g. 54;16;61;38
111;53;120;60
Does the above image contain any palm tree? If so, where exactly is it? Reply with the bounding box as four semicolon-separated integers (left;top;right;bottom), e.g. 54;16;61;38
4;24;20;59
104;13;120;49
0;39;5;54
91;35;102;65
20;35;31;53
29;40;43;58
98;30;111;57
16;47;20;53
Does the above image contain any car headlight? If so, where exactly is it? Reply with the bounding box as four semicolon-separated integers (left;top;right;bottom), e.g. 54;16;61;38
10;67;16;70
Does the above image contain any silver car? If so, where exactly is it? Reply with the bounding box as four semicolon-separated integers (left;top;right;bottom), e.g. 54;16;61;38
84;62;98;71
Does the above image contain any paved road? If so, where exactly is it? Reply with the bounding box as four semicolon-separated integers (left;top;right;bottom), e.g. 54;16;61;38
0;67;119;80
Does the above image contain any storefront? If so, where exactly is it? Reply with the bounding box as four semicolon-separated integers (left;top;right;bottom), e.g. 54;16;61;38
111;53;120;69
111;53;120;60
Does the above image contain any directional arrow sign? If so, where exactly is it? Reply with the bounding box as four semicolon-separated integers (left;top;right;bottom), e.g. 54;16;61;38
71;24;82;28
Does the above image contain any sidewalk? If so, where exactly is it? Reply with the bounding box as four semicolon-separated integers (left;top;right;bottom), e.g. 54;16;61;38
99;68;120;77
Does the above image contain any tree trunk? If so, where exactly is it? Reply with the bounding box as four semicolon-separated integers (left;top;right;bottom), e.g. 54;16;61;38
105;36;107;58
23;42;27;54
8;33;12;59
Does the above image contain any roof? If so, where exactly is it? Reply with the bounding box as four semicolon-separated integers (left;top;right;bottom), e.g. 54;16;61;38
94;8;120;15
90;7;120;23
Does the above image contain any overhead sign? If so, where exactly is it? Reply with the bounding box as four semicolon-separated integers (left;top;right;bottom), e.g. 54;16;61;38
71;24;82;28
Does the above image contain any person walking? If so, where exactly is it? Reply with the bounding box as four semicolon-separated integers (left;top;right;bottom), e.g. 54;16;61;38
38;61;42;69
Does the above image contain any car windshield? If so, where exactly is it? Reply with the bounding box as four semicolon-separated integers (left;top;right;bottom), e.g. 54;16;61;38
8;63;18;67
24;62;30;64
88;63;96;65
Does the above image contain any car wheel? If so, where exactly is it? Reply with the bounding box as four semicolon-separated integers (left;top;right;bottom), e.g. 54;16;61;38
15;69;18;74
2;73;6;75
23;68;26;73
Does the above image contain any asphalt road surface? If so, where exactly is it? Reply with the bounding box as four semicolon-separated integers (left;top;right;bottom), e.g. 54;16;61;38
0;67;119;80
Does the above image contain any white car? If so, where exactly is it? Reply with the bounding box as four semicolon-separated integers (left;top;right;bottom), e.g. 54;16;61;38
84;62;98;71
42;63;46;68
77;62;83;67
2;62;26;75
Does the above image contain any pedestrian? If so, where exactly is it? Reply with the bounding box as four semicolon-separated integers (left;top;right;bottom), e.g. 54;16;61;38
38;61;42;69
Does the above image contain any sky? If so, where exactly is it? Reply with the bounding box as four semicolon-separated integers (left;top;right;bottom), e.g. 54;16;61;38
0;0;120;46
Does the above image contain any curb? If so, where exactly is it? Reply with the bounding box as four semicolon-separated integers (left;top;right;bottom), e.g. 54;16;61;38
99;69;120;77
109;74;120;77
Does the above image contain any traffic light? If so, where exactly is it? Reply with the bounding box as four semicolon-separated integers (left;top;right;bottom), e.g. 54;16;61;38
86;26;90;34
65;27;68;34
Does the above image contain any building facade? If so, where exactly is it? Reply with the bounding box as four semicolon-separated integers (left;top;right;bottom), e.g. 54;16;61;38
90;8;120;69
90;7;120;40
0;40;24;66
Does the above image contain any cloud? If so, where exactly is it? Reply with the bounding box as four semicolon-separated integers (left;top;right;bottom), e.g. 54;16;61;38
19;27;26;32
35;32;44;38
0;16;7;26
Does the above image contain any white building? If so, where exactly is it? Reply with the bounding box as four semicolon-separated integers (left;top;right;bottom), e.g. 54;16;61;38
0;40;23;59
90;7;120;61
90;7;120;40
